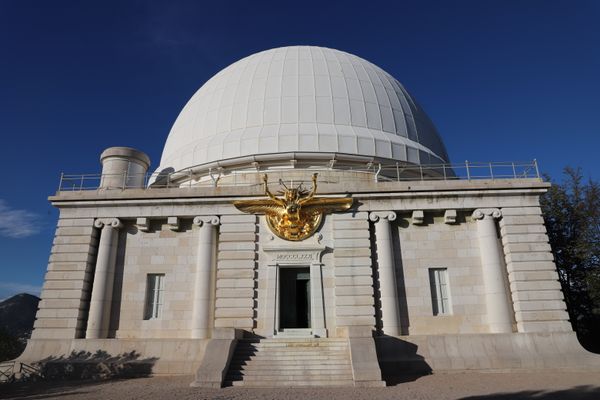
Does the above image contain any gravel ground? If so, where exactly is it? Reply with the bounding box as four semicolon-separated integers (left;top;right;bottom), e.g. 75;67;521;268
2;371;600;400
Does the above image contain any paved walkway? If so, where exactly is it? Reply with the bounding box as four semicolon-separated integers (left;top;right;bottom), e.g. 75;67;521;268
2;371;600;400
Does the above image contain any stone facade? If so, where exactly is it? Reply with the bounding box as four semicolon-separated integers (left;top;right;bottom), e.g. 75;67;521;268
21;45;600;387
21;174;600;384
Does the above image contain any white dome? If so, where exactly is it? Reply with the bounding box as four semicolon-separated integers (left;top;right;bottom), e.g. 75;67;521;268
157;46;450;175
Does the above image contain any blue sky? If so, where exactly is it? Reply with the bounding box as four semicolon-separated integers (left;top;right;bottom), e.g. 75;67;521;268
0;0;599;299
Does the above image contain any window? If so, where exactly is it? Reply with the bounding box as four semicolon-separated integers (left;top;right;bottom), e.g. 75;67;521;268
429;268;451;316
144;274;165;320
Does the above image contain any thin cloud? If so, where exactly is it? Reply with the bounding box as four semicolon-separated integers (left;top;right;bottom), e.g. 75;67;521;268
0;199;41;238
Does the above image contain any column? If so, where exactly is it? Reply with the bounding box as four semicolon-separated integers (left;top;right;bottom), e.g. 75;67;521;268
369;211;400;336
191;216;220;339
310;262;327;337
472;208;513;333
86;218;122;339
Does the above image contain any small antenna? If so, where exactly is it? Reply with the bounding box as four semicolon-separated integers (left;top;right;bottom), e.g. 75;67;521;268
278;179;289;190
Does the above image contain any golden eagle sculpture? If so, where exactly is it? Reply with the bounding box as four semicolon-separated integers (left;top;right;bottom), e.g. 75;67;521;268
233;173;353;241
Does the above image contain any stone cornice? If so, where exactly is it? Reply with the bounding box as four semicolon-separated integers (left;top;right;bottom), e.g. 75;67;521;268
49;179;550;204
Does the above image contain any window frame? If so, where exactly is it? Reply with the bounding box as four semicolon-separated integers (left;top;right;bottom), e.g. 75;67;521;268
429;267;452;316
144;273;165;320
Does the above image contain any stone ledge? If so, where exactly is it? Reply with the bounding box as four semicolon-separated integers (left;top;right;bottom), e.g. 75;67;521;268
375;332;600;376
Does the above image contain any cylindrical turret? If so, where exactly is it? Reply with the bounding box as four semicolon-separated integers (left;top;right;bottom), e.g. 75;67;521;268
99;147;151;189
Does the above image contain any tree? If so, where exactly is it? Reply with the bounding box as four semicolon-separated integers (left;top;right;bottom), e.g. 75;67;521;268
541;167;600;352
0;328;23;362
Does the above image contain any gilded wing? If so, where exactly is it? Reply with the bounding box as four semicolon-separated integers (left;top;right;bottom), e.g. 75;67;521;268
300;197;353;217
233;199;285;217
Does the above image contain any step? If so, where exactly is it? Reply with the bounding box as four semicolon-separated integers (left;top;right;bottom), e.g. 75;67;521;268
225;338;354;387
233;348;348;353
231;356;349;362
275;329;314;337
227;369;352;376
232;352;348;358
232;350;349;356
239;342;348;347
238;343;348;349
240;339;348;344
230;358;350;364
226;379;355;387
237;345;348;351
226;373;354;381
229;361;350;370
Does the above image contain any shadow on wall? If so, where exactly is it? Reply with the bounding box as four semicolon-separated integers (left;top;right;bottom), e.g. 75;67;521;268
390;219;410;335
459;386;600;400
150;167;175;187
374;335;432;386
37;350;158;381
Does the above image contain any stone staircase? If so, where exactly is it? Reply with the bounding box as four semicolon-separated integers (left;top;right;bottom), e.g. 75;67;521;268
224;338;355;387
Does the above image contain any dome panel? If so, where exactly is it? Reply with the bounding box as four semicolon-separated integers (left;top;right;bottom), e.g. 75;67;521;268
157;46;450;174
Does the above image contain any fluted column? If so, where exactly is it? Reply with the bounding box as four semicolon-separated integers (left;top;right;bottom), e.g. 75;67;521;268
369;211;400;336
472;208;513;333
86;218;122;339
191;216;220;339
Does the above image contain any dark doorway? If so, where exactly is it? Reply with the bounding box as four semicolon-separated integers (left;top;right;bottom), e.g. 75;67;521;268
279;268;311;329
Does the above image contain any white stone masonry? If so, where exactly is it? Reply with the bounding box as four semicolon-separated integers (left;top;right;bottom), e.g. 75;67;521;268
32;218;99;339
499;206;572;332
214;214;258;330
333;212;375;329
86;218;123;338
370;211;401;336
472;209;513;333
191;216;220;339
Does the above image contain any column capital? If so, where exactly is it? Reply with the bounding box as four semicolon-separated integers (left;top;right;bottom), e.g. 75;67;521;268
472;208;502;220
369;211;397;223
193;215;220;227
94;218;123;229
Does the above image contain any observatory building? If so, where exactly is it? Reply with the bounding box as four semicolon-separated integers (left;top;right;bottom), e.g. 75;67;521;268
20;46;599;386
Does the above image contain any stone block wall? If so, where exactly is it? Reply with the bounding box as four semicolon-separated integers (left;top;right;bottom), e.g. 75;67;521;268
499;206;571;332
115;220;198;339
332;212;375;329
215;214;258;331
33;217;99;339
396;213;488;335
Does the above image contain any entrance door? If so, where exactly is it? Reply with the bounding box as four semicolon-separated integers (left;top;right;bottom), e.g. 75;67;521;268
279;268;311;329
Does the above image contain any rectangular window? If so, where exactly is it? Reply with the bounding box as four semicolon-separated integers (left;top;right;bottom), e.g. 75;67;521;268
429;268;451;316
144;274;165;320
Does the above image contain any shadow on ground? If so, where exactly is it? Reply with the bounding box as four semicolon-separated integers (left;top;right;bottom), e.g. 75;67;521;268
459;385;600;400
37;350;157;380
0;350;157;399
375;335;433;385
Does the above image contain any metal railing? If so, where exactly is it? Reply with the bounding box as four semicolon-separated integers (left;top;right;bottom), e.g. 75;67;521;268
57;160;541;192
0;361;43;383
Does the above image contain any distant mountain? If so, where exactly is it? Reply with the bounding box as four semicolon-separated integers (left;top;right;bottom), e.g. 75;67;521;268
0;293;40;339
